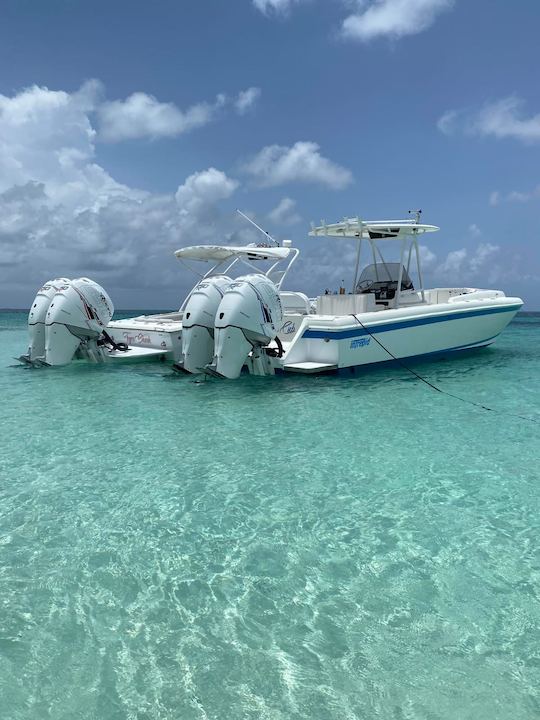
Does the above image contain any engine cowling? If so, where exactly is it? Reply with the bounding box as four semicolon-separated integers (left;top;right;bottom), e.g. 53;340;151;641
209;274;283;379
26;278;71;361
180;275;233;374
44;278;114;366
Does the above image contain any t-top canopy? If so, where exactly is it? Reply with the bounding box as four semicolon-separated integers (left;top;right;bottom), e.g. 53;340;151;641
309;218;439;240
174;244;292;262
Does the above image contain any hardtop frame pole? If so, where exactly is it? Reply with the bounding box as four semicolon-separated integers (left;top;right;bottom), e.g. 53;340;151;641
351;219;363;293
406;242;413;277
265;248;299;290
278;248;299;290
369;239;379;281
374;242;393;281
178;258;230;311
396;237;406;308
413;236;425;303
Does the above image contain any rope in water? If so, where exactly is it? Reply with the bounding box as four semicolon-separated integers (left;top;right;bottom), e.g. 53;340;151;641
349;314;539;425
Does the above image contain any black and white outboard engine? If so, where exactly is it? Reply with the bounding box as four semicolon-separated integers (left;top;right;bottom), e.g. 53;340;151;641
179;275;233;374
208;274;283;379
21;278;114;366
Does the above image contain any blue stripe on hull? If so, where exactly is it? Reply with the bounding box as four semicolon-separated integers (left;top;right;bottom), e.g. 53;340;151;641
278;335;500;376
336;336;498;375
302;304;521;340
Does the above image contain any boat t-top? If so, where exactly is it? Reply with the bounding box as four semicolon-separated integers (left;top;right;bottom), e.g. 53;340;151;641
19;210;523;378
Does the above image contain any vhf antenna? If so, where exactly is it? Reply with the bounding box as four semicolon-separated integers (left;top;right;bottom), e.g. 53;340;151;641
236;209;279;246
408;209;422;224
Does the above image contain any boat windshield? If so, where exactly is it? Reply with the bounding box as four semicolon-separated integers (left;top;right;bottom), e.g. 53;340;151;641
356;263;414;299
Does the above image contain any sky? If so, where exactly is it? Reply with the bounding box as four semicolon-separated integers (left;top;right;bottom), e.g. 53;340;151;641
1;0;539;309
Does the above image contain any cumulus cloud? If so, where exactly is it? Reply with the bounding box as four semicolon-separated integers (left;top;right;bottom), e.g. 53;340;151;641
235;87;261;115
0;80;112;206
243;141;353;189
419;244;437;269
342;0;454;41
436;247;467;275
97;92;226;142
175;168;239;214
438;97;540;144
96;86;263;142
252;0;307;15
267;197;302;225
489;185;540;206
254;0;454;41
469;242;498;274
472;97;540;143
0;82;241;305
434;243;500;282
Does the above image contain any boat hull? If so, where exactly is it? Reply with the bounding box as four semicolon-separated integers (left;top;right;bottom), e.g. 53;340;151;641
106;313;183;362
282;298;522;373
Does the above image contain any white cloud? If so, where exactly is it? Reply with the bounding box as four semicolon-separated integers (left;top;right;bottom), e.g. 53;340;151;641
489;185;540;206
436;247;467;275
419;244;437;269
0;82;241;304
434;243;500;282
175;168;239;214
469;242;498;274
243;141;353;189
506;190;532;203
342;0;454;41
468;223;481;237
437;109;459;135
252;0;307;15
97;92;226;142
254;0;454;42
235;87;261;115
489;191;500;207
473;97;540;143
267;197;302;225
438;97;540;145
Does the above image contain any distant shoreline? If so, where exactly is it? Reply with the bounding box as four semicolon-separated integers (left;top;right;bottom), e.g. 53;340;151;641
0;308;176;313
2;308;540;315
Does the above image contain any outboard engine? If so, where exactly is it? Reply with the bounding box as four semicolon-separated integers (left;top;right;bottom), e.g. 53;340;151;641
44;278;114;366
208;274;283;379
179;275;233;374
23;278;71;362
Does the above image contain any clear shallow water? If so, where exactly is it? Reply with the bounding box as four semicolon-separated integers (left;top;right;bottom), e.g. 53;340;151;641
1;311;539;720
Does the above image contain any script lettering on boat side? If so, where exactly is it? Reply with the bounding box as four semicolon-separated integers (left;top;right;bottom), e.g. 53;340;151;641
123;332;152;345
280;320;296;335
350;337;370;349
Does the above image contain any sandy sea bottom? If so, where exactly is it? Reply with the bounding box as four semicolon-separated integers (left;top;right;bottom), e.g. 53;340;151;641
1;311;539;720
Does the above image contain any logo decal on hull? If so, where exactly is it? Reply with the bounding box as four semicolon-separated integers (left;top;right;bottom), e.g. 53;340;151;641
350;337;370;349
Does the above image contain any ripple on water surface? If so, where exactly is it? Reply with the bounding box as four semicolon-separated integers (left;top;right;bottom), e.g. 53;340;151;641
1;311;540;719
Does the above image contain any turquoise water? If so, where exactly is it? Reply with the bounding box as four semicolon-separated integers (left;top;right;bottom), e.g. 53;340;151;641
1;310;539;720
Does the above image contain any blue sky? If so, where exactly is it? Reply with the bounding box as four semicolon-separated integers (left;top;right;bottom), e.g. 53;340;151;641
1;0;539;308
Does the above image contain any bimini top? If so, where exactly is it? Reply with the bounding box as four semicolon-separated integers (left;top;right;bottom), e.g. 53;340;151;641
174;244;292;262
309;218;439;240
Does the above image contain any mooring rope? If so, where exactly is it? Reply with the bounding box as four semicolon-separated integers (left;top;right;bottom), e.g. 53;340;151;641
349;314;539;425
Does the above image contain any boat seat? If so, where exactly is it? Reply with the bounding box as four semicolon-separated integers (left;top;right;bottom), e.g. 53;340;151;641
280;291;311;315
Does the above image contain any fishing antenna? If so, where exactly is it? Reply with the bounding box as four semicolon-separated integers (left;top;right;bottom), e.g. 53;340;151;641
236;209;279;247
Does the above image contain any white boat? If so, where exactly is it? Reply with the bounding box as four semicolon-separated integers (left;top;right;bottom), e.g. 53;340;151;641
19;212;523;378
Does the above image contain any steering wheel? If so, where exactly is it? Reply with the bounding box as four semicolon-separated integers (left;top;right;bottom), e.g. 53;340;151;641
356;279;374;292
